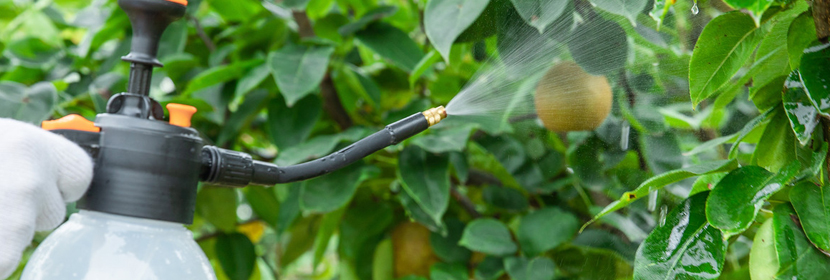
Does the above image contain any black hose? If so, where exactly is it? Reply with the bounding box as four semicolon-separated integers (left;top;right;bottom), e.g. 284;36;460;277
201;112;431;186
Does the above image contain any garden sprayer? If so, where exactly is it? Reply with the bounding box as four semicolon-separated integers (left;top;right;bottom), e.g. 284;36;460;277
21;0;446;278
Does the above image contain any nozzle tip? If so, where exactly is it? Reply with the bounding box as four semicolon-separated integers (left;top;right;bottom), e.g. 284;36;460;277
423;106;447;126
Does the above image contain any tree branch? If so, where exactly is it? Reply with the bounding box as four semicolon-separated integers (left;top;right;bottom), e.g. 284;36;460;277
813;0;830;43
450;185;482;218
188;15;216;52
291;10;353;130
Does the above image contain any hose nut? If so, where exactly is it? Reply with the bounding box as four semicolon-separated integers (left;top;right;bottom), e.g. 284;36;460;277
422;106;447;126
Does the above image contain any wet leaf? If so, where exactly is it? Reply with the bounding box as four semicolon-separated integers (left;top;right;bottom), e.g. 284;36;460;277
800;42;830;117
689;12;762;106
749;219;779;280
508;0;567;33
568;17;628;75
585;159;738;228
589;0;648;26
723;0;773;16
268;44;334;106
772;203;830;278
790;182;830;253
783;71;819;145
216;233;256;280
634;191;727;279
424;0;491;62
786;12;816;70
504;256;556;280
356;22;424;72
705;163;799;237
459;218;518;256
398;146;451;226
551;245;632;279
517;208;579;256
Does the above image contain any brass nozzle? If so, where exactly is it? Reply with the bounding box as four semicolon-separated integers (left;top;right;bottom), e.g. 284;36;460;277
422;106;447;127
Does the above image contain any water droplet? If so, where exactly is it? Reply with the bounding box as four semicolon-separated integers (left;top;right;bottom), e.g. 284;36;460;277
620;120;630;151
648;191;658;212
691;3;699;15
659;205;668;227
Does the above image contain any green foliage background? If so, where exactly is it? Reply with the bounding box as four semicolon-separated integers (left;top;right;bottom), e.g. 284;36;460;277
1;0;829;279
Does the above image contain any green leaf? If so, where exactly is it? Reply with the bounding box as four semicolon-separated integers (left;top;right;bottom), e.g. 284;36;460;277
397;145;451;226
772;203;830;278
430;218;472;263
184;60;261;95
430;262;468;280
300;163;373;213
649;0;674;30
483;186;529;211
783;71;819;145
275;127;372;166
786;12;816;70
751;75;788;112
399;187;445;232
5;37;61;67
753;10;801;94
207;0;259;22
584;159;737;229
410;123;477;153
338;6;399;36
550;245;633;279
268;44;334;106
267;94;322;149
0;81;56;124
196;186;238;232
689;12;762;106
355;22;424;72
277;183;302;233
800;42;830;117
424;0;491;62
282;0;310;9
517;208;578;256
728;107;775;158
459;218;518;256
281;216;320;267
372;238;394;280
314;13;349;44
589;0;648;26
790;182;830;253
243;186;280;228
567;17;628;75
706;163;799;237
722;0;773;17
508;0;568;33
634;191;727;279
749;219;779;280
754;108;798;172
504;256;556;280
235;64;271;101
215;233;256;280
475;256;506;280
409;49;442;88
217;89;269;146
313;207;346;268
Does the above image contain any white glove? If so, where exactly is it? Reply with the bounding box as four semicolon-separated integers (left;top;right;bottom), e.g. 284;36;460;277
0;118;93;279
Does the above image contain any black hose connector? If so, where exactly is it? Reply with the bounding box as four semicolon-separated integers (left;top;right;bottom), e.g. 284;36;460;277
199;106;447;186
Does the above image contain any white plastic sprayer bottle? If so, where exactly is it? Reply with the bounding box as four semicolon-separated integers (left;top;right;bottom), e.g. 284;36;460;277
21;210;215;280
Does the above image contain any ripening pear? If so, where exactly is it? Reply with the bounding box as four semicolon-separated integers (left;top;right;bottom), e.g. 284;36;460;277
392;222;438;278
534;61;612;131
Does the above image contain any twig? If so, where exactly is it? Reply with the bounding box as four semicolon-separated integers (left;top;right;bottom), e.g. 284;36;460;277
467;169;504;186
291;10;353;130
509;113;538;123
450;185;482;218
813;0;830;43
188;15;216;52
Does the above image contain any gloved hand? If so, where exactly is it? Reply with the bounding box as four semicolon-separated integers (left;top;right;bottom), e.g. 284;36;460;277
0;118;93;279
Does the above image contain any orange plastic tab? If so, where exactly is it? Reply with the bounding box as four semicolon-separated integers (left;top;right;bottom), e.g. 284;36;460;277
165;0;188;6
167;103;197;127
41;114;100;132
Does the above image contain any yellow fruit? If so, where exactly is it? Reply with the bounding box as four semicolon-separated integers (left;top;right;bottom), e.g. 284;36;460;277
392;222;439;278
534;61;613;131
